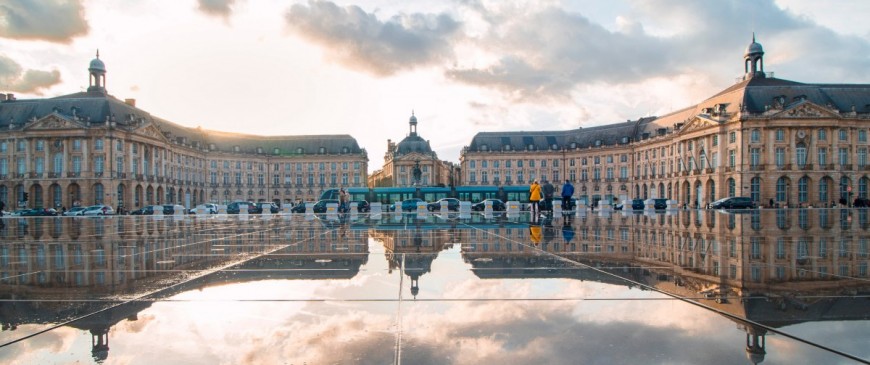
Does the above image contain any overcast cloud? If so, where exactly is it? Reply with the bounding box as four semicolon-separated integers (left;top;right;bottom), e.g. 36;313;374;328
197;0;236;19
0;0;88;43
0;54;61;94
285;0;462;76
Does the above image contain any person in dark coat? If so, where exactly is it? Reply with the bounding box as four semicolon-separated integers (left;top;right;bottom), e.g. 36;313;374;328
542;180;555;214
561;180;574;210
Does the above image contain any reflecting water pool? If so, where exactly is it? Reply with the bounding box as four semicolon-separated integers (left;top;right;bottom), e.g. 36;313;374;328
0;209;868;364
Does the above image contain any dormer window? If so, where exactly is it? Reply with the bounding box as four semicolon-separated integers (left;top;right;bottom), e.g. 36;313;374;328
480;144;488;151
342;146;350;154
296;147;304;154
594;140;602;147
273;148;280;155
319;147;326;154
209;143;216;151
504;144;512;151
527;144;534;151
570;142;577;149
233;145;240;152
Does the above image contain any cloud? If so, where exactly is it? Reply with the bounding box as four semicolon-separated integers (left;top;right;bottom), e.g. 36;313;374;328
445;0;870;102
0;0;88;43
197;0;236;19
0;54;61;94
285;0;462;76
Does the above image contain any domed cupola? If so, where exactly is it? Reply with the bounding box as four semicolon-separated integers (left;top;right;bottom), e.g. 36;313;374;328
744;33;765;79
87;50;107;94
395;111;434;156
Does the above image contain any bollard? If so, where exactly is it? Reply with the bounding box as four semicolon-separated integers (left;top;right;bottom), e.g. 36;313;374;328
305;202;315;215
506;201;520;214
417;201;428;214
369;202;382;214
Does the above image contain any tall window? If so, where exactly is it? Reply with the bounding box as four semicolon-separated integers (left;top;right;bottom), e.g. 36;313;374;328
839;148;849;165
859;148;868;168
775;129;785;141
776;177;788;202
52;153;63;174
94;183;104;204
840;177;850;201
728;178;736;197
839;129;848;141
94;156;104;174
860;178;869;199
775;148;785;167
860;130;867;142
796;144;807;167
818;148;827;166
751;129;760;142
819;179;829;202
751;177;761;202
750;148;760;167
818;129;827;140
728;150;736;168
798;176;809;203
0;158;7;175
35;157;44;174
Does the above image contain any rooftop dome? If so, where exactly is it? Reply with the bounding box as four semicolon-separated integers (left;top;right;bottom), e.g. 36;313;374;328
745;34;764;55
395;134;433;155
89;50;106;73
410;112;417;124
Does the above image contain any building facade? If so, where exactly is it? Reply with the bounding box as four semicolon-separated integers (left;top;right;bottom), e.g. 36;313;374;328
0;54;368;210
369;113;457;187
460;37;870;208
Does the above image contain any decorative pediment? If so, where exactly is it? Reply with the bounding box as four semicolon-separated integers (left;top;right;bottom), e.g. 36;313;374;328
774;101;839;119
134;123;169;142
676;116;719;135
24;113;84;130
395;152;437;161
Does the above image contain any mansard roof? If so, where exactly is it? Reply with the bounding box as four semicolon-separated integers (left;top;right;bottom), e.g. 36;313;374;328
466;118;656;152
0;91;364;156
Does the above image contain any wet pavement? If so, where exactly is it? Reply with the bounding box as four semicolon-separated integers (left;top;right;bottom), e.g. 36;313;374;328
0;209;868;364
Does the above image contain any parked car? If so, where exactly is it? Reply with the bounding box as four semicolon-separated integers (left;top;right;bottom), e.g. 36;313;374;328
653;198;668;210
472;199;506;212
130;205;158;215
401;198;425;212
63;207;87;216
20;208;58;216
251;202;279;214
82;205;115;216
162;204;187;215
227;201;256;214
291;202;313;213
9;209;29;216
312;199;340;213
854;197;870;208
630;199;645;210
190;203;218;214
353;200;370;213
428;198;460;211
710;197;755;209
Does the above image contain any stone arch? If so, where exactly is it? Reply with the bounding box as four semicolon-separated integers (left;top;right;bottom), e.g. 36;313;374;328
146;185;154;205
135;185;143;208
49;183;62;208
67;182;81;207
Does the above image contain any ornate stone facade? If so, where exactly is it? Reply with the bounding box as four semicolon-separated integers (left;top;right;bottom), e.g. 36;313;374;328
369;113;458;187
0;54;368;210
460;37;870;208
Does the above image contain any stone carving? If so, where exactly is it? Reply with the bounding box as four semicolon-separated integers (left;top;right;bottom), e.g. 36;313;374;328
31;116;75;130
784;104;823;118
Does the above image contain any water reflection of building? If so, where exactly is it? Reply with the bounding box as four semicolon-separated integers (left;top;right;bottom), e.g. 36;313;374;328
0;215;369;362
459;209;870;364
369;215;459;298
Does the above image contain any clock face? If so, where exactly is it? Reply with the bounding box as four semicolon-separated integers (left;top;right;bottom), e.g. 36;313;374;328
797;131;806;139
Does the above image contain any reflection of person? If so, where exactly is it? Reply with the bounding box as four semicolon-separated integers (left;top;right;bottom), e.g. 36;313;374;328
529;180;542;216
529;224;542;244
561;180;574;210
339;188;349;212
562;220;574;244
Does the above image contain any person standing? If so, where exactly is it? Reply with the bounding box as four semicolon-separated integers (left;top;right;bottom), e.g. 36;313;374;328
0;199;5;217
339;188;349;213
561;180;574;211
529;180;542;217
542;179;555;215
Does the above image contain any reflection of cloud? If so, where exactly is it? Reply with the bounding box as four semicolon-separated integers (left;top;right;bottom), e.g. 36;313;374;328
284;0;461;76
0;54;61;94
121;313;156;333
0;326;78;364
0;0;89;43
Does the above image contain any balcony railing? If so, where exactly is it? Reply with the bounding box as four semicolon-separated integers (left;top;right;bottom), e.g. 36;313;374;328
749;164;765;171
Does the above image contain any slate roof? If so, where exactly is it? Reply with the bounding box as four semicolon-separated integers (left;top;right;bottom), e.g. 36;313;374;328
395;134;435;156
0;91;364;156
466;118;655;152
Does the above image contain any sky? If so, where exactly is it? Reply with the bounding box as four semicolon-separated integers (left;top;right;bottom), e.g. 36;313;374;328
2;0;870;172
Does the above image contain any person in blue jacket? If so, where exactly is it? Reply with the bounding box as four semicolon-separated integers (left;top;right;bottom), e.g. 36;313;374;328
561;180;574;210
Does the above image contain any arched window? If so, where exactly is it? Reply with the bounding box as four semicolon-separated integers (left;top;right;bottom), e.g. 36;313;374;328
727;178;736;197
51;184;61;207
819;178;830;203
840;176;851;202
0;185;7;205
751;177;761;202
798;176;809;203
776;177;788;202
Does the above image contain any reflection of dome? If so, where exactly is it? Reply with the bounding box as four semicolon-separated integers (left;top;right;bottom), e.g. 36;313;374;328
745;349;765;364
395;135;433;155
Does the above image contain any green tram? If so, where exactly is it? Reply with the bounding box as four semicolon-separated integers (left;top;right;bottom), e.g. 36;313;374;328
320;186;532;205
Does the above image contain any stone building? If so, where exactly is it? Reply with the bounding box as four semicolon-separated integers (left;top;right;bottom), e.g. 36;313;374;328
461;36;870;208
0;53;367;210
369;112;458;187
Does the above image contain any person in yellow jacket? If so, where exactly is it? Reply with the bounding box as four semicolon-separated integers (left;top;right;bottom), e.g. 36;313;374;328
529;180;542;217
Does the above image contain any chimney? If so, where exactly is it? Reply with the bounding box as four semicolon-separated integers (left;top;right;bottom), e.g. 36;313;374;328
0;94;6;102
124;98;136;107
6;93;14;101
